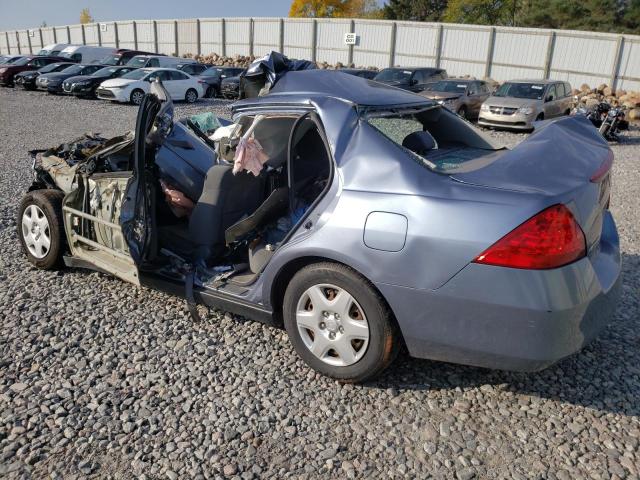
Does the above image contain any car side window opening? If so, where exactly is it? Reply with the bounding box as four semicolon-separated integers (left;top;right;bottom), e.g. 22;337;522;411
154;112;332;284
148;58;160;67
547;84;557;101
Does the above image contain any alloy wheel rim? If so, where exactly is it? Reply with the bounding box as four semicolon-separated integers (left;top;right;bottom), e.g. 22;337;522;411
295;283;370;367
21;204;51;259
187;90;196;102
132;91;144;104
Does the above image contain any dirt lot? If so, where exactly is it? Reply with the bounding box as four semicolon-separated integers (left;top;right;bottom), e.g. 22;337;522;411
0;87;639;479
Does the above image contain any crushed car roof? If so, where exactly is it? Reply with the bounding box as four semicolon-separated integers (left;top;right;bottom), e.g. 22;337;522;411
235;70;435;108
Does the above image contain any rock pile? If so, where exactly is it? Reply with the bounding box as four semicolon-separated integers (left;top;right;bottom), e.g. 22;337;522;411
573;84;640;121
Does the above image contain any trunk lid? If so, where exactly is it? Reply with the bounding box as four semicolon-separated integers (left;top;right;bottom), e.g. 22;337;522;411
451;115;612;257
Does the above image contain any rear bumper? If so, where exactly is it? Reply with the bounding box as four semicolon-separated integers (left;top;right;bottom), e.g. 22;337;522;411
379;211;622;371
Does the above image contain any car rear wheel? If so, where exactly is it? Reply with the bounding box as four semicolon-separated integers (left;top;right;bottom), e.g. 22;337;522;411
185;88;198;103
17;190;66;270
457;106;467;119
130;89;145;105
205;85;217;98
283;263;399;382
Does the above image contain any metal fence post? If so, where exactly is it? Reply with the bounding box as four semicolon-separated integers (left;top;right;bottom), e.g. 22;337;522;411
434;24;443;68
52;27;57;43
66;26;71;44
543;31;555;79
153;21;158;53
311;19;317;63
249;18;254;57
348;19;355;66
388;22;397;67
196;19;201;56
610;35;624;91
133;21;138;50
81;23;86;45
5;32;10;54
174;20;179;56
16;31;21;54
279;18;284;54
97;23;102;46
221;19;226;56
38;28;43;51
485;27;496;79
114;22;120;48
27;30;32;54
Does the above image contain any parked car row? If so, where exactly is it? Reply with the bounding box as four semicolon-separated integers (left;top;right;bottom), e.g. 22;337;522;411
1;47;575;127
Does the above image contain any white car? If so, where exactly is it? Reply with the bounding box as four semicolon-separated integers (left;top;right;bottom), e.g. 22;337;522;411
96;68;205;105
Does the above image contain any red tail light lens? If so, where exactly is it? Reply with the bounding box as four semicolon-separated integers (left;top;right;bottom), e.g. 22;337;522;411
473;205;586;269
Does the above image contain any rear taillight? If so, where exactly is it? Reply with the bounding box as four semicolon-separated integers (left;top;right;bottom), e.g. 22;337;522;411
473;204;586;269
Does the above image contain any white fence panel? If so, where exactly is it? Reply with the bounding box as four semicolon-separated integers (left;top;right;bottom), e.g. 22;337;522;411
317;19;351;65
492;28;548;79
136;20;156;53
117;21;135;49
490;64;545;81
99;23;117;47
84;24;100;46
200;19;222;55
283;19;313;60
54;26;70;44
156;20;176;55
551;32;616;81
7;32;19;52
28;30;43;52
69;24;83;44
177;19;198;55
0;33;8;54
353;21;392;67
41;27;56;46
440;25;489;77
16;30;29;53
394;22;438;66
618;38;640;91
253;18;280;57
226;18;251;56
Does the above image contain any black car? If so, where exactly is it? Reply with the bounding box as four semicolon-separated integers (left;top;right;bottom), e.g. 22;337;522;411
98;49;161;66
373;67;447;92
62;66;139;98
337;68;378;80
176;62;210;77
36;64;107;94
220;71;245;99
196;66;244;98
14;62;75;90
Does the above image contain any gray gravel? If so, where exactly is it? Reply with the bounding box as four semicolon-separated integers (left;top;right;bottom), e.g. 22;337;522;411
1;88;639;479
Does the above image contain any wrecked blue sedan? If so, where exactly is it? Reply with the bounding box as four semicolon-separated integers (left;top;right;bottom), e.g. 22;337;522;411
18;69;621;382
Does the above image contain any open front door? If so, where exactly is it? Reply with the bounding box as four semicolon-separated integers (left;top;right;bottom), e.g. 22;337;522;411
61;81;170;284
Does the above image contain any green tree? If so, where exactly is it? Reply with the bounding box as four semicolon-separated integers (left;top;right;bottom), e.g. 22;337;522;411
382;0;449;21
443;0;516;25
79;8;94;24
622;0;640;30
289;0;380;18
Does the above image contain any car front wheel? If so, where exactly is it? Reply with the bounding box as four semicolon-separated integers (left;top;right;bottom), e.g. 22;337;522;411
185;88;198;103
283;263;399;382
130;89;145;105
17;190;66;270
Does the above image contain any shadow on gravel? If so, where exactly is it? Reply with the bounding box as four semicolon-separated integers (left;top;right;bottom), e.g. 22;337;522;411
368;253;639;418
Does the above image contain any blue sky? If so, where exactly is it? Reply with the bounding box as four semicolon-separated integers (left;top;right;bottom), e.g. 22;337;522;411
0;0;295;31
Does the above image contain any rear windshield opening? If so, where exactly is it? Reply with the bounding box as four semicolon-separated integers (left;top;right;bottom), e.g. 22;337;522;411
364;106;504;172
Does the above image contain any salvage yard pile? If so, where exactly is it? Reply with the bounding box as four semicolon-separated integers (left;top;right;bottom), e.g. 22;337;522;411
1;87;639;479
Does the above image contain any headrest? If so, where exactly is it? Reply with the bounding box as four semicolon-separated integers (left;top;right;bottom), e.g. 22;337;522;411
402;131;437;155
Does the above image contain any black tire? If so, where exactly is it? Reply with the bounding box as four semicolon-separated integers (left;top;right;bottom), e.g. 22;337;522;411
457;106;467;119
185;88;198;103
130;88;145;105
535;113;544;121
205;85;216;98
17;190;66;270
283;262;399;383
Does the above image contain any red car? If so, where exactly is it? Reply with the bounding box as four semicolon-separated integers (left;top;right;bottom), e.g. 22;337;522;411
0;56;71;87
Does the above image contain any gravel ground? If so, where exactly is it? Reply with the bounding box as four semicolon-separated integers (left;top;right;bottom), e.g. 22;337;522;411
0;88;639;480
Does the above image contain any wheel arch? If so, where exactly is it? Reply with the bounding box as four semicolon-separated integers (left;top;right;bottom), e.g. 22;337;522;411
269;256;405;345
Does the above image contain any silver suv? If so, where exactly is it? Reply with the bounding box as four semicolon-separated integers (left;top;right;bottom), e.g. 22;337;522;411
478;79;573;130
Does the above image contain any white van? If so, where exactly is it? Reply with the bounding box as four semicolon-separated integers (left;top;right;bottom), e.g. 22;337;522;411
59;45;117;64
125;55;197;69
37;43;70;56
